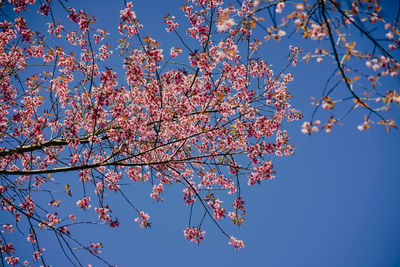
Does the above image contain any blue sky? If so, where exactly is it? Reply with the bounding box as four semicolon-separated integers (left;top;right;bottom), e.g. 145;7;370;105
3;0;400;266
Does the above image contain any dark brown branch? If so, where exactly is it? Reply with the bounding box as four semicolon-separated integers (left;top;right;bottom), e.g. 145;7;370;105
320;0;385;121
329;0;394;60
0;151;239;175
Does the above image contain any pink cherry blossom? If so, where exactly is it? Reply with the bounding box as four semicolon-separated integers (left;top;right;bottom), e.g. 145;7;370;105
228;236;245;250
76;197;91;210
184;227;205;244
135;212;151;228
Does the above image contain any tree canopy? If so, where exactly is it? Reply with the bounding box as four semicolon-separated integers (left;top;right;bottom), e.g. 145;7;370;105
0;0;398;266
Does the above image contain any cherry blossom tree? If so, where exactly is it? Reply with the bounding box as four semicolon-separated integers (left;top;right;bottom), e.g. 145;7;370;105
0;0;398;266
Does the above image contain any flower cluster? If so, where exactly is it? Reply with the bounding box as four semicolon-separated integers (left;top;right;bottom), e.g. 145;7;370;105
184;227;205;244
301;120;320;135
89;242;103;255
228;236;245;250
76;197;91;210
0;0;306;264
135;212;151;228
164;16;178;32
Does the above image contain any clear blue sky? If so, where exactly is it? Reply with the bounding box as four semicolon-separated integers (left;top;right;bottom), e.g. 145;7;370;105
5;1;400;266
